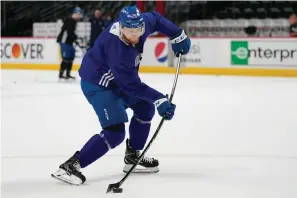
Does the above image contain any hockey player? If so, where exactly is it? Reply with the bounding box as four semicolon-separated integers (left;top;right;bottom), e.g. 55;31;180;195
56;7;82;80
52;6;191;185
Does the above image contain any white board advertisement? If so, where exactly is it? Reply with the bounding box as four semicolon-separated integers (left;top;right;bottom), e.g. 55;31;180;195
0;38;89;65
230;39;297;67
141;37;169;66
174;38;297;69
1;37;297;70
173;38;230;67
1;38;59;64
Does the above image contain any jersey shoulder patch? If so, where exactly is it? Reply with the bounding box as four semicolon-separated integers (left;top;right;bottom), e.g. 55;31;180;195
109;22;129;45
109;22;120;36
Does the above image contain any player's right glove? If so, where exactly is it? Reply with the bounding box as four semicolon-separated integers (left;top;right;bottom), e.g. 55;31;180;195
154;97;176;120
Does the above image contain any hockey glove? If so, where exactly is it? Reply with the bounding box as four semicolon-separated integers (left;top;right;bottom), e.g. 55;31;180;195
154;97;176;120
170;29;191;57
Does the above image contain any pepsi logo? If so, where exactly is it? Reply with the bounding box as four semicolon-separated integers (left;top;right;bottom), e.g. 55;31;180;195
155;42;167;63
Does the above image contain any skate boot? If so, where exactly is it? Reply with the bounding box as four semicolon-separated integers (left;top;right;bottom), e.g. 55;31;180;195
65;75;76;80
58;72;67;81
123;139;159;173
51;151;86;185
65;69;76;81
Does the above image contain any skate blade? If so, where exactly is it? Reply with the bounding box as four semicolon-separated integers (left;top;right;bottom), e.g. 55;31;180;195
58;78;76;83
51;168;83;186
123;164;159;173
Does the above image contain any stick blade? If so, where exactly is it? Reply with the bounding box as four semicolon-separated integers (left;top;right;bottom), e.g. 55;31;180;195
106;182;121;193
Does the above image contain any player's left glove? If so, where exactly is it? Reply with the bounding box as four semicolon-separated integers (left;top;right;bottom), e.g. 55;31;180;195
170;29;191;57
154;97;176;120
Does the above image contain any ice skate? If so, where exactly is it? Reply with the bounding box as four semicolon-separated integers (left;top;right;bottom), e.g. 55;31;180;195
65;75;76;81
51;151;86;185
58;71;67;81
123;139;159;173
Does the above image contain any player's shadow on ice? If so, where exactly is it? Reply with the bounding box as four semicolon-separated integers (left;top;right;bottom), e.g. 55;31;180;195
87;172;161;184
86;173;124;183
88;166;250;184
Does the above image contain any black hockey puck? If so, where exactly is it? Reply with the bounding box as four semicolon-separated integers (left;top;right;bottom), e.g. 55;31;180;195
113;188;123;193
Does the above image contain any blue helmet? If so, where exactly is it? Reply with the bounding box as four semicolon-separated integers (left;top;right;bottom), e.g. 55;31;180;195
119;6;144;28
73;7;82;14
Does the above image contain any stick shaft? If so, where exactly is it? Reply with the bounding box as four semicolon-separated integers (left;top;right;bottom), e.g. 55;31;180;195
116;54;182;188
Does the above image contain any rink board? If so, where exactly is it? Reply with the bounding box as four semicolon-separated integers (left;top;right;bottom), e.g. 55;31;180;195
1;37;297;77
1;63;297;77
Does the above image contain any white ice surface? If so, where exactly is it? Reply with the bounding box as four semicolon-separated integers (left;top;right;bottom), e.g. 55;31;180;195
1;70;297;198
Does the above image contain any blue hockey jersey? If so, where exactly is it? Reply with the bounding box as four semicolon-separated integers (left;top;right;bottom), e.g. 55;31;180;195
79;11;181;103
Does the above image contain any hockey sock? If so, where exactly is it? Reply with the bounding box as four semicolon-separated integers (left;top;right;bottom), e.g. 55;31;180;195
77;134;109;168
77;125;125;168
128;116;151;150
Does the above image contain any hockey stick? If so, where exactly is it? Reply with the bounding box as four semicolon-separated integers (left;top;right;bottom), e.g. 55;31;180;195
106;53;182;193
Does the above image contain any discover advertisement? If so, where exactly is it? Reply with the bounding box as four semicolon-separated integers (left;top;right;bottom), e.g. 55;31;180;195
1;38;58;64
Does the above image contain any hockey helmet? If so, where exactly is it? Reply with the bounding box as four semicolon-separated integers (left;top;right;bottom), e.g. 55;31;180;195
119;6;144;29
